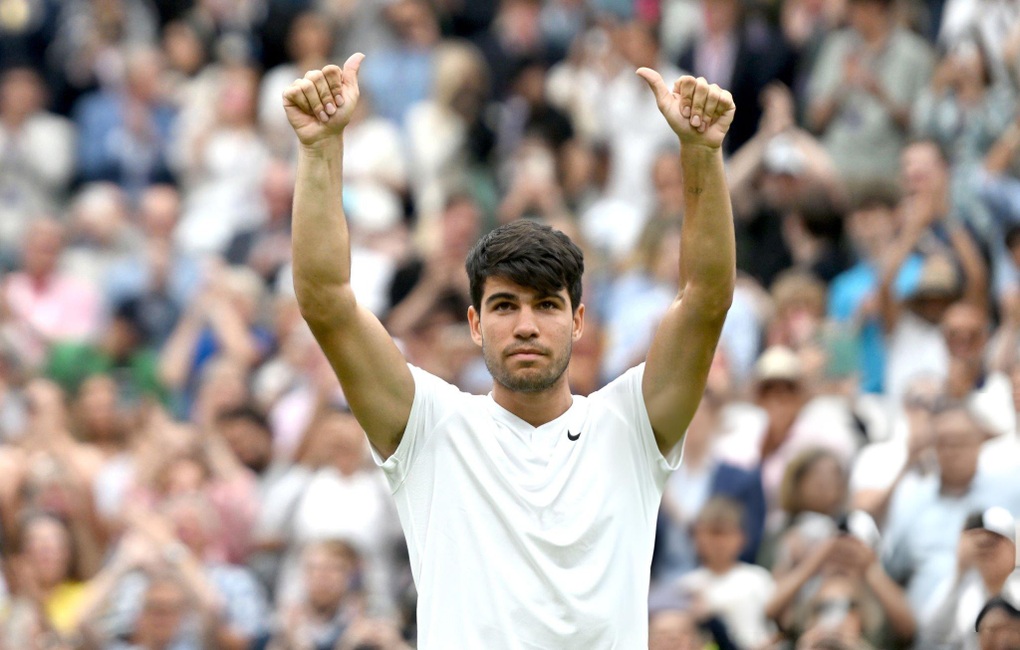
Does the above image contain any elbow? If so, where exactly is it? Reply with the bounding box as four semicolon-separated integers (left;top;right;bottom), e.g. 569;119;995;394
684;281;734;320
294;279;358;329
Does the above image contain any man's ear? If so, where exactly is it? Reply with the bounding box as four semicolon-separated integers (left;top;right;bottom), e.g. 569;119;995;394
572;303;585;342
468;305;483;347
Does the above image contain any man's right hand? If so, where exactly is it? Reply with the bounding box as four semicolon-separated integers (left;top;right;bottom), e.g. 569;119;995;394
282;53;365;147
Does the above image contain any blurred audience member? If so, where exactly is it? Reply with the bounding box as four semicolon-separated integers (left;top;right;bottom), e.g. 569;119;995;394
0;67;75;254
806;0;934;185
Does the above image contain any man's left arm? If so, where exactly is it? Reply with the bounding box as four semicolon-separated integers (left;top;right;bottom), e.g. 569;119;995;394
636;72;736;456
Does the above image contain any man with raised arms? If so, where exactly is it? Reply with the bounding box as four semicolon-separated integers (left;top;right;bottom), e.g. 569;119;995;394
283;53;736;648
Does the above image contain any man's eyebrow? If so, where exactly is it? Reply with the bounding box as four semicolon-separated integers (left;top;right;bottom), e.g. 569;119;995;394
484;292;519;306
535;293;565;303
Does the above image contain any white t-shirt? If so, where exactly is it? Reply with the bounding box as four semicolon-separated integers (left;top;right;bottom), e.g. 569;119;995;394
374;363;682;649
676;563;776;648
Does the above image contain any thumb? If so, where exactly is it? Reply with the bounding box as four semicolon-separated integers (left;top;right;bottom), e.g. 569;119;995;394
636;67;669;106
343;52;366;79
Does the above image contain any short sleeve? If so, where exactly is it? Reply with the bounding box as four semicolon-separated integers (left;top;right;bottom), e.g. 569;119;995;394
594;363;684;488
370;364;464;490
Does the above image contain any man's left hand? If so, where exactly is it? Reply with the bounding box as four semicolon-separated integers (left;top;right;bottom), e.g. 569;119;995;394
637;71;735;149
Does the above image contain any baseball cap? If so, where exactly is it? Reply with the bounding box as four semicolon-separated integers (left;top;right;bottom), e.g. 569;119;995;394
964;506;1016;543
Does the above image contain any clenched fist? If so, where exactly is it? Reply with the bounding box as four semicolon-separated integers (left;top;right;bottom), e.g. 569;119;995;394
282;53;365;147
636;71;735;150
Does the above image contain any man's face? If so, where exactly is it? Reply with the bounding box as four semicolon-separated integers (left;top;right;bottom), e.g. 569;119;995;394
942;303;988;363
901;142;948;197
979;608;1020;650
23;222;63;278
693;519;745;570
847;205;894;260
138;581;188;646
303;546;352;612
220;418;272;473
468;276;583;394
933;411;983;489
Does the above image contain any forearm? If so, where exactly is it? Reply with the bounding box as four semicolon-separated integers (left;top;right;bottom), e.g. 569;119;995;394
808;95;840;133
679;144;735;313
765;556;819;621
948;224;988;311
206;305;258;368
157;311;203;389
864;564;917;640
985;122;1020;175
292;139;355;320
725;130;769;215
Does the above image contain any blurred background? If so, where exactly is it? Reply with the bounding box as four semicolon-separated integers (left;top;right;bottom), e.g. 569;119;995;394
1;0;1020;648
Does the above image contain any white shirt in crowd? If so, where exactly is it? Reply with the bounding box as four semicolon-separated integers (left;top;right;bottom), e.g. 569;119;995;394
676;562;777;648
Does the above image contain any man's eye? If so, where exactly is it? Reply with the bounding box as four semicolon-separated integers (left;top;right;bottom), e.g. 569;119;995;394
493;302;513;311
539;301;558;309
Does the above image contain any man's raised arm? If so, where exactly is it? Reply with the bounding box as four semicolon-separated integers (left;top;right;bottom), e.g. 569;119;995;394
636;72;737;456
285;55;413;458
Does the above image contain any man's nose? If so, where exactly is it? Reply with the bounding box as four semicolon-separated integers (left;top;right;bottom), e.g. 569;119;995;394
513;307;539;338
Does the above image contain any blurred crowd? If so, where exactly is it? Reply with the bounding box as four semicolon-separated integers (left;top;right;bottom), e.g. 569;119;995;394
1;0;1020;648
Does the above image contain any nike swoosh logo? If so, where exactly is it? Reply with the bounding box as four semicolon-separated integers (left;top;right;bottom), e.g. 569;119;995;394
567;430;580;441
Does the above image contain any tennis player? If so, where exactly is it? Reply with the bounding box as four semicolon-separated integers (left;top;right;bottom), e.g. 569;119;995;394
284;53;736;648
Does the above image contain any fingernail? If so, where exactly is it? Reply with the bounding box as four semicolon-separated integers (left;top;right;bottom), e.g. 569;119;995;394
319;110;328;122
691;114;701;127
682;106;691;117
335;95;344;106
325;102;336;115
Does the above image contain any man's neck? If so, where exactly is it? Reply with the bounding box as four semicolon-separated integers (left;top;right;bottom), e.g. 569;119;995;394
859;20;891;47
491;380;574;428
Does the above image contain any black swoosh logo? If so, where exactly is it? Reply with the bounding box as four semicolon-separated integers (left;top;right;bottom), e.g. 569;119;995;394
567;430;580;441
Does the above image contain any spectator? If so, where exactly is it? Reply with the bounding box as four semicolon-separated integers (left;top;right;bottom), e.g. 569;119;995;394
593;20;679;221
674;496;777;648
806;0;934;185
767;510;916;647
72;45;177;194
76;533;219;650
878;140;989;404
676;0;794;152
104;183;201;347
975;594;1020;650
173;63;270;256
258;10;336;157
714;345;858;518
224;160;295;288
405;39;494;231
359;0;440;126
828;184;916;394
770;449;848;572
649;605;730;650
106;495;270;649
257;539;362;650
2;218;103;369
7;512;93;638
883;403;1020;616
283;410;402;616
920;507;1017;649
158;266;273;413
913;39;1015;238
44;299;167;405
655;386;766;583
0;66;75;255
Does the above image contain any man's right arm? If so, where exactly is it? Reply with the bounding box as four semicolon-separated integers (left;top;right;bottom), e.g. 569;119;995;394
286;56;414;459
